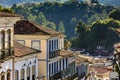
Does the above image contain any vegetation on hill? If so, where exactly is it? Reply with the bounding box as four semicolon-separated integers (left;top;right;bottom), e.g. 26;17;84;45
0;5;14;13
71;9;120;50
5;1;119;50
12;1;114;38
72;19;120;48
0;0;120;7
109;9;120;20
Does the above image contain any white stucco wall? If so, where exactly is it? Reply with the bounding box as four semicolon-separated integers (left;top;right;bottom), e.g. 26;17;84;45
0;59;14;80
14;56;38;80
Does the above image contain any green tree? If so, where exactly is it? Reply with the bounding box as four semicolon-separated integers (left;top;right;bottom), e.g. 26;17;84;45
91;0;99;4
35;12;47;25
58;21;65;33
0;5;2;11
86;19;120;48
75;20;87;48
1;8;14;13
76;20;87;36
27;14;37;22
47;21;56;30
64;39;71;49
69;0;78;3
109;9;120;20
71;17;77;23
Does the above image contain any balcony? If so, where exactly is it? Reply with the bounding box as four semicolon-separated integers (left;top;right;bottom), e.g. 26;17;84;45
0;50;5;62
8;47;14;57
49;71;61;80
0;48;14;62
49;50;60;59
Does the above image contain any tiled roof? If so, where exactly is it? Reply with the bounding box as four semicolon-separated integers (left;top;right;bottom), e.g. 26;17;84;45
14;41;40;57
14;20;64;37
115;28;120;34
60;50;88;64
0;12;21;17
60;50;73;57
91;66;112;74
75;56;88;64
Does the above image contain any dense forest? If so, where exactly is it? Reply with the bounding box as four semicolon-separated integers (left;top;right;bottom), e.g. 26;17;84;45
0;0;119;50
0;0;120;7
12;1;115;38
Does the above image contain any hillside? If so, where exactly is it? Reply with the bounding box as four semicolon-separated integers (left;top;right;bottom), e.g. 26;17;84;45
99;0;120;6
12;1;115;38
0;0;120;7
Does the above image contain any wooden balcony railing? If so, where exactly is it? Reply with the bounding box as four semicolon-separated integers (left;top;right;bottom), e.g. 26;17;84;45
49;50;60;59
0;47;14;62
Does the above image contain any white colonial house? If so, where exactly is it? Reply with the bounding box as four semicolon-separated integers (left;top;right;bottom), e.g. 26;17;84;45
0;12;22;80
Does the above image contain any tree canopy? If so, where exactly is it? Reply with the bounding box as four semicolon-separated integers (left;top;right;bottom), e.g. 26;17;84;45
12;1;114;38
72;19;120;49
109;9;120;20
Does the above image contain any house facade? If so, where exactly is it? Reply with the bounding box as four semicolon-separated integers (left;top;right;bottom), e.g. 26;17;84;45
14;20;71;80
0;12;89;80
0;12;22;80
14;41;41;80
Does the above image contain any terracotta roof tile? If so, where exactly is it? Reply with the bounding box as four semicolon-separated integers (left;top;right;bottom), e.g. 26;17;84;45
75;56;88;64
14;20;64;37
0;12;21;17
91;66;112;74
115;28;120;33
14;41;40;57
60;50;74;57
60;50;87;64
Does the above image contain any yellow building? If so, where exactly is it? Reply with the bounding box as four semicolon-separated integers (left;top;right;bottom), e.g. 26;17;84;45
14;20;70;80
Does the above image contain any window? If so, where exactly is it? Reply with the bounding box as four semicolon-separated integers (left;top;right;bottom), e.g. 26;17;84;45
52;40;54;51
56;61;58;72
7;72;10;80
56;39;58;49
1;30;5;49
31;40;40;50
63;59;64;70
49;64;51;76
17;40;25;45
66;58;68;68
7;29;11;48
52;63;53;75
32;66;36;80
1;75;5;80
54;40;56;50
59;60;61;71
54;62;56;74
15;70;19;80
21;69;25;80
27;67;30;80
49;40;51;52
